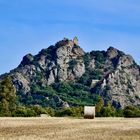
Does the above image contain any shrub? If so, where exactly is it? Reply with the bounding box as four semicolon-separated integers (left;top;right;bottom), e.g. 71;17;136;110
45;107;55;117
55;107;84;117
123;105;140;118
101;105;116;117
12;106;37;117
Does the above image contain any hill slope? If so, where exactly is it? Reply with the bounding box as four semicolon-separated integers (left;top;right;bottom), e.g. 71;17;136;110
1;37;140;108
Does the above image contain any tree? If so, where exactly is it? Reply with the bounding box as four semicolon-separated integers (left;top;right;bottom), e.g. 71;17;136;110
95;97;104;117
45;107;55;117
123;105;140;118
0;76;17;116
101;102;116;117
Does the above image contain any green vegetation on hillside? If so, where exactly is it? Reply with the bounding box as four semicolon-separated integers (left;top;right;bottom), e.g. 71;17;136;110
17;82;100;109
0;77;140;117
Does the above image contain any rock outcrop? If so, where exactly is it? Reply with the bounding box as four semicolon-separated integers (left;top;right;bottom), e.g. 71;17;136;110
93;48;140;108
1;38;140;108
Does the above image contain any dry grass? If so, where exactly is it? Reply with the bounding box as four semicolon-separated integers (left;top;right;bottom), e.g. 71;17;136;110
0;117;140;140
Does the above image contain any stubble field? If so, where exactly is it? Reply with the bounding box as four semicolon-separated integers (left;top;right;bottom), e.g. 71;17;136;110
0;117;140;140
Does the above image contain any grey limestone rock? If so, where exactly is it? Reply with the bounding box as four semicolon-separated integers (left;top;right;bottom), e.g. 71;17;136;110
1;38;140;108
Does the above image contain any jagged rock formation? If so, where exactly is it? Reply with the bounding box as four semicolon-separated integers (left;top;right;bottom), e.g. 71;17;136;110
91;47;140;108
0;38;140;108
98;54;140;108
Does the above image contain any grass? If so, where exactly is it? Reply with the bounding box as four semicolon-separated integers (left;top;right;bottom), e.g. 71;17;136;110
0;117;140;140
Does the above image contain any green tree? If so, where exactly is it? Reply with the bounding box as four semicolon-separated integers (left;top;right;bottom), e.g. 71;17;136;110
95;97;104;117
123;105;140;118
45;107;55;117
101;102;116;117
0;76;16;116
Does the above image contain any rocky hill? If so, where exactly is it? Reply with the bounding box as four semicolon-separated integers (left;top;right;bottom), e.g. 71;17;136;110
1;37;140;108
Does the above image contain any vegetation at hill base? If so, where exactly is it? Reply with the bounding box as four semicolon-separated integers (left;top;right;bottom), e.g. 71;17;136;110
0;76;140;117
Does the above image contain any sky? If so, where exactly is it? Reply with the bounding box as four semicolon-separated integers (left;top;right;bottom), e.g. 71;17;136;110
0;0;140;74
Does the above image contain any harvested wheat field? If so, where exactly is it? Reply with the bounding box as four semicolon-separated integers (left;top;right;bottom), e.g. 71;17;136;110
0;117;140;140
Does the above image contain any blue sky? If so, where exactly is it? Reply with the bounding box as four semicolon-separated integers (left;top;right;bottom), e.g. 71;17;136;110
0;0;140;74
